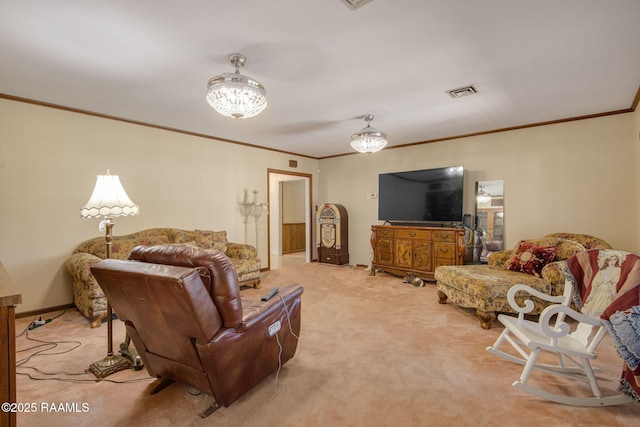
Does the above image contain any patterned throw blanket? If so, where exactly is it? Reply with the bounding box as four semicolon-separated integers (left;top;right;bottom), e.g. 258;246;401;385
566;249;640;402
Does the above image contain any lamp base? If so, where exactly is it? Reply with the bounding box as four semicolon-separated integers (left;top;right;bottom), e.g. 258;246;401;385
88;353;132;379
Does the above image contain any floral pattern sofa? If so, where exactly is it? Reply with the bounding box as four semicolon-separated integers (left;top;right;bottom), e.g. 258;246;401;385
434;233;611;329
65;228;261;327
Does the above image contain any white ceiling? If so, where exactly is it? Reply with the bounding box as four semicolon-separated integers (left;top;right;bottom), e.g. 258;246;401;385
1;0;639;159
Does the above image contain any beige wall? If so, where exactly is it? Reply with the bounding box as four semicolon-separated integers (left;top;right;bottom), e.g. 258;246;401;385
318;112;638;267
0;98;319;313
282;180;306;223
1;97;638;313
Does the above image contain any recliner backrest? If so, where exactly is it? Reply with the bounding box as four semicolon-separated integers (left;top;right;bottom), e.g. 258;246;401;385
129;244;243;328
91;259;222;369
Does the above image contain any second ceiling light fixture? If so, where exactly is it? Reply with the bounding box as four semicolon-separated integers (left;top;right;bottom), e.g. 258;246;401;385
350;114;388;153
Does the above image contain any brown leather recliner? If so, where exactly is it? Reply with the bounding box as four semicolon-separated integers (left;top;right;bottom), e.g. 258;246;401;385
90;244;303;417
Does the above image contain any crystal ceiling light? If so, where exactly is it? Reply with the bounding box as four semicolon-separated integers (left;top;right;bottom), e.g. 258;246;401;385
206;53;267;119
477;185;492;204
350;114;388;153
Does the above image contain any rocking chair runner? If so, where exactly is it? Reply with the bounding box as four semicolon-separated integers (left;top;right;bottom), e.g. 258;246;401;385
487;249;640;407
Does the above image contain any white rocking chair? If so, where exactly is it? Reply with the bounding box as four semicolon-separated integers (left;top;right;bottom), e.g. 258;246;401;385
486;281;633;407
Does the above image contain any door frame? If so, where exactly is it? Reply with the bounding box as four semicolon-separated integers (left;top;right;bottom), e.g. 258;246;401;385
267;169;313;270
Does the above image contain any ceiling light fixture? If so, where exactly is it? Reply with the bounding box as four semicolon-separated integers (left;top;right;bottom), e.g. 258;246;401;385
477;185;492;204
350;114;388;153
206;53;267;119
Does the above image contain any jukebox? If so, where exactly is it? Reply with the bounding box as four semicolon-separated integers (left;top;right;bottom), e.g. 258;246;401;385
316;203;349;265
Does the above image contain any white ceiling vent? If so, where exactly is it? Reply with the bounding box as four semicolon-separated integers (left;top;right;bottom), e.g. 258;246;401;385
340;0;374;10
446;85;478;99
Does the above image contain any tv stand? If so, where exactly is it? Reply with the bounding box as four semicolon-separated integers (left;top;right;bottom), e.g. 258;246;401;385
370;225;465;280
386;221;462;228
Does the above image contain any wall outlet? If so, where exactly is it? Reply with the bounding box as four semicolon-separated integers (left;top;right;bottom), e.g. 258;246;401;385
268;320;281;336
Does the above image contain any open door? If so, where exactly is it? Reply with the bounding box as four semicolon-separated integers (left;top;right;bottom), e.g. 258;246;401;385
267;169;313;270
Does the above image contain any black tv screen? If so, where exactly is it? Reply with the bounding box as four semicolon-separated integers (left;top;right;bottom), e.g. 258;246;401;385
378;166;464;223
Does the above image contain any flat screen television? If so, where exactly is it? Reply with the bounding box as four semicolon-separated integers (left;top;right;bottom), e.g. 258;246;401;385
378;166;464;224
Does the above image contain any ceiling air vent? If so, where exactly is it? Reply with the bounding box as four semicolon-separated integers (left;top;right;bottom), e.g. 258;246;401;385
446;84;478;99
340;0;374;10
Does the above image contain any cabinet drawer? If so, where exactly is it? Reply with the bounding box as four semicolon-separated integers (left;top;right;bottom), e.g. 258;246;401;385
375;228;394;238
320;253;349;265
395;229;431;240
322;253;338;263
432;230;455;242
434;242;455;260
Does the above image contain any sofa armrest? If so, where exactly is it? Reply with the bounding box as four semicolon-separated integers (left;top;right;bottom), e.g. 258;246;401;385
487;249;513;268
226;242;257;260
541;260;566;285
64;252;105;298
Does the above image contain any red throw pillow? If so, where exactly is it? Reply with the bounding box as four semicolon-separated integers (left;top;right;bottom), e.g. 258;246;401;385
507;242;557;278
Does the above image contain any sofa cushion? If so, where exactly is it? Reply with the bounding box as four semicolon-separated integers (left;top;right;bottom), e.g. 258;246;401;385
194;230;228;253
111;235;171;259
507;242;557;278
74;229;171;259
554;239;587;260
545;233;612;250
168;229;196;244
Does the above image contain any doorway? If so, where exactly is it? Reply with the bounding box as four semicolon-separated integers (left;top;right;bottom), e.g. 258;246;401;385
267;169;313;270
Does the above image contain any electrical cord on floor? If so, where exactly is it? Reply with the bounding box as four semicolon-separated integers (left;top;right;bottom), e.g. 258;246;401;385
17;367;155;384
16;309;79;366
274;332;283;393
15;309;154;384
25;308;67;331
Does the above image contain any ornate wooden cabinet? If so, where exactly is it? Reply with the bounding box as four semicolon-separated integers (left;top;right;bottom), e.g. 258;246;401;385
370;225;465;279
1;262;21;427
316;203;349;265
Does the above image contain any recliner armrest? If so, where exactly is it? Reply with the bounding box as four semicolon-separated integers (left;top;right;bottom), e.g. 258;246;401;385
238;284;303;330
196;283;303;407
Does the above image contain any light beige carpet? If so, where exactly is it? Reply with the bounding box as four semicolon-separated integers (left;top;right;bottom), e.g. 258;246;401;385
15;263;640;426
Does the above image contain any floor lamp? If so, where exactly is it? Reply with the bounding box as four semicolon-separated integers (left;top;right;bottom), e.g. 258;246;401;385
81;170;139;378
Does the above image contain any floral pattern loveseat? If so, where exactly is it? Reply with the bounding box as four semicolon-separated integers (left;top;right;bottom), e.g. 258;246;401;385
65;228;261;327
434;233;611;329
